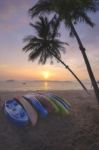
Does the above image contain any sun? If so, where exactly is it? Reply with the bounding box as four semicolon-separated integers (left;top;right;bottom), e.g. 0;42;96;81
42;71;50;80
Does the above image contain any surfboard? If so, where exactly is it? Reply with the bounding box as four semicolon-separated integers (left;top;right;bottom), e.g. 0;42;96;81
14;97;38;126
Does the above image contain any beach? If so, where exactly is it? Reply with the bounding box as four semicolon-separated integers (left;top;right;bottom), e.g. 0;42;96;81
0;90;99;150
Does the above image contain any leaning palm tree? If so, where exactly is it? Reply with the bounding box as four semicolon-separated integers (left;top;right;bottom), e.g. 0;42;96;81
23;16;88;92
28;0;99;101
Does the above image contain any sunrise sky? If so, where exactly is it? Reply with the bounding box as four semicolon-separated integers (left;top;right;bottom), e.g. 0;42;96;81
0;0;99;81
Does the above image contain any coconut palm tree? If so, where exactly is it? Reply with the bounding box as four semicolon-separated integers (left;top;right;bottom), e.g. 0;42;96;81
28;0;99;101
23;16;88;92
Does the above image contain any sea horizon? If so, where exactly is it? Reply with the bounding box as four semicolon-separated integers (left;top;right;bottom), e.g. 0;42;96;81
0;79;91;82
0;80;92;91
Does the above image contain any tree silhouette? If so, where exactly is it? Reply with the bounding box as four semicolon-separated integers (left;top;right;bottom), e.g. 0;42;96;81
23;16;88;92
29;0;99;101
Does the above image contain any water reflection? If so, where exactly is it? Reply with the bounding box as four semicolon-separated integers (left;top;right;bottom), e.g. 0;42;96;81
44;81;48;90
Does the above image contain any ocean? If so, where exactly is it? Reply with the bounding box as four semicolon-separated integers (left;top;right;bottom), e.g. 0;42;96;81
0;80;91;91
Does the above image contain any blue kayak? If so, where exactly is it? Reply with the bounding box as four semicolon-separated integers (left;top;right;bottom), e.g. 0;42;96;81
4;99;29;126
23;94;48;118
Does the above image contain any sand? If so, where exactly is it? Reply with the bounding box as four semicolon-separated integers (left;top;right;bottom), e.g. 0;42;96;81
0;90;99;150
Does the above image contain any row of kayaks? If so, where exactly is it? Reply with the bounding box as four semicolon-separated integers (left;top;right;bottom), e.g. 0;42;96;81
4;93;71;127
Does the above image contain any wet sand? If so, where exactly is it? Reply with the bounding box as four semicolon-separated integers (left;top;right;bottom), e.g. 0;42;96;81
0;90;99;150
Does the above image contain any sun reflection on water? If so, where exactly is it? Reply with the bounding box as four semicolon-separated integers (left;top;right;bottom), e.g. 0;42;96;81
44;81;48;90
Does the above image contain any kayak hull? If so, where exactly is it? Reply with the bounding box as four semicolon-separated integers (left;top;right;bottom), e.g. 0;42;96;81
4;99;29;126
15;97;38;126
47;93;71;110
46;94;69;115
23;94;48;118
35;94;54;113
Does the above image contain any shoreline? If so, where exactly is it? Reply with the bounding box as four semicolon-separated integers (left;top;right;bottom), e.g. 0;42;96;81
0;89;96;104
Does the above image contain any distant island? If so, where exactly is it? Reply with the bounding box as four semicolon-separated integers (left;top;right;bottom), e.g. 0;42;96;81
6;80;16;82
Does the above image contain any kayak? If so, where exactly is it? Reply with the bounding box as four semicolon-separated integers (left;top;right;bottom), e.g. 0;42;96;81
15;97;38;126
44;95;60;113
34;94;54;113
4;99;29;126
38;93;60;113
23;94;48;118
46;94;69;115
47;93;71;110
36;93;60;113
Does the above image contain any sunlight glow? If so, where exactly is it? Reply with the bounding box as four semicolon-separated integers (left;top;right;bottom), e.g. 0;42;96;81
42;71;50;80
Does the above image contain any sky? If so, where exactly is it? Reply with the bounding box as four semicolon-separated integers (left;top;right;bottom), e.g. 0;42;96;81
0;0;99;81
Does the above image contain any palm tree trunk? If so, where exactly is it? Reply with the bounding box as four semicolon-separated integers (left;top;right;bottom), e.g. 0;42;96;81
49;51;88;93
70;21;99;102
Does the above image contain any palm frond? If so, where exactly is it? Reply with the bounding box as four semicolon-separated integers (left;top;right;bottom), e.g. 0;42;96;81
29;0;99;30
23;16;68;64
29;0;52;18
28;46;43;61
